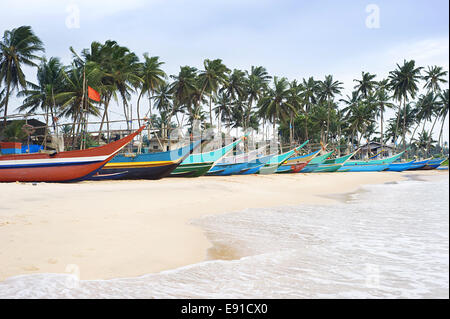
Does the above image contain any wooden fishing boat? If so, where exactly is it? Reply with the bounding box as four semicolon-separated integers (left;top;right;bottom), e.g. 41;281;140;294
238;153;277;174
207;146;268;176
338;152;404;172
299;151;334;173
405;158;431;171
90;139;203;180
276;150;320;173
0;126;145;182
421;158;448;170
170;137;245;177
312;151;357;172
386;160;416;172
258;141;309;175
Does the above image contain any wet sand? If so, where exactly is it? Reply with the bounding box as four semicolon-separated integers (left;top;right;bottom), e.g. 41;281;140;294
0;170;447;281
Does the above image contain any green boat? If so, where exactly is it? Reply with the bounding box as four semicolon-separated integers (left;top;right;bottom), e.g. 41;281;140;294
312;151;357;172
258;140;309;175
300;151;334;173
170;137;245;177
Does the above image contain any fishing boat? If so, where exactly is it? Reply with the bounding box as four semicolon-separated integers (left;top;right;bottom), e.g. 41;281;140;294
258;141;309;175
207;146;268;176
276;150;320;173
405;158;431;171
421;158;448;170
90;139;204;180
312;151;357;172
299;151;334;173
386;160;416;172
0;126;145;182
170;137;245;177
239;153;277;174
338;152;404;172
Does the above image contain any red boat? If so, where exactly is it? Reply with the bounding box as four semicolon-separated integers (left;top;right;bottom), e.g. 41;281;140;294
0;125;145;182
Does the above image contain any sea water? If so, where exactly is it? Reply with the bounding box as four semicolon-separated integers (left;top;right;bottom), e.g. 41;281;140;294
0;174;448;298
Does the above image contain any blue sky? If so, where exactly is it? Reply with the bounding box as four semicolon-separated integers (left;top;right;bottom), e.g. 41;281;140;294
1;0;449;139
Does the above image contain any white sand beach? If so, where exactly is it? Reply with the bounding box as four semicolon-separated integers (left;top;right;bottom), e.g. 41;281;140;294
0;170;447;281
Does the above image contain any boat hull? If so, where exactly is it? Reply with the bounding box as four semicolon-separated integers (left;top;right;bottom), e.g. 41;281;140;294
170;162;214;177
312;163;343;172
386;161;415;172
338;163;389;172
276;162;309;173
0;126;145;182
91;140;202;180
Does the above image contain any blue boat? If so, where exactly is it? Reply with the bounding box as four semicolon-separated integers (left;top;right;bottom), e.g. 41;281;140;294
338;163;390;172
405;159;430;170
386;160;416;172
207;147;268;176
338;152;404;172
90;140;203;180
422;158;447;170
300;151;334;173
239;154;277;175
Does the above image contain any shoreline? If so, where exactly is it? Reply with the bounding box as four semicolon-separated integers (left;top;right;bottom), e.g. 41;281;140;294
0;170;447;282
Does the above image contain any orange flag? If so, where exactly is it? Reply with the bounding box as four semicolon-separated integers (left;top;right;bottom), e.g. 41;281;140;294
88;86;101;102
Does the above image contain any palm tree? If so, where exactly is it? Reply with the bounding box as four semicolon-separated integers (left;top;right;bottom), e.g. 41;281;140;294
388;60;423;151
17;57;64;148
423;65;448;94
0;25;44;126
300;77;319;142
345;99;375;149
373;79;395;150
258;77;295;141
219;69;246;134
414;93;439;142
353;71;377;98
437;89;449;152
198;59;230;126
214;91;233;133
423;65;448;152
81;40;121;142
54;64;101;148
137;54;166;126
170;66;198;129
244;66;271;133
286;80;302;146
318;75;343;143
153;81;173;138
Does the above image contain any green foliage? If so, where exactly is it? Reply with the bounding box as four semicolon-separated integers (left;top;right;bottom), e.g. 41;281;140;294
1;120;28;142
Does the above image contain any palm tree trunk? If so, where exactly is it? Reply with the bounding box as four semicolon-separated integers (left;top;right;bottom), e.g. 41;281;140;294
402;98;407;152
273;114;276;140
326;99;331;143
137;90;143;127
438;116;446;153
427;115;439;152
289;112;293;147
209;94;213;127
43;104;49;150
123;99;129;131
305;113;309;142
380;106;384;151
2;80;11;127
394;99;402;150
148;89;153;118
410;122;421;145
98;95;111;143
